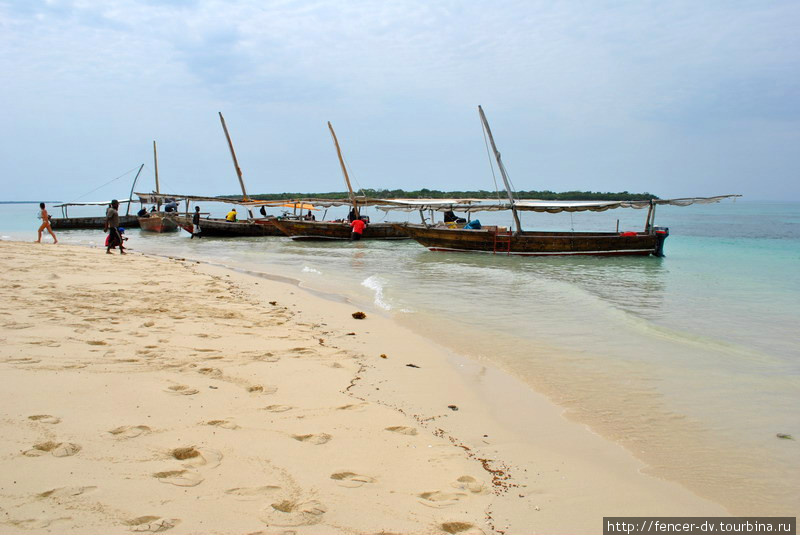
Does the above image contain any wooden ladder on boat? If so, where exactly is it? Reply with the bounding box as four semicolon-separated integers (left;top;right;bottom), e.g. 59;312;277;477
493;229;512;255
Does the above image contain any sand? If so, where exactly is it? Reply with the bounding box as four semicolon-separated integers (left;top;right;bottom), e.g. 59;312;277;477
0;241;727;534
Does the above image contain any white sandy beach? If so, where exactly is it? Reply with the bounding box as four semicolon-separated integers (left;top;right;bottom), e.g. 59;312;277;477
0;241;727;534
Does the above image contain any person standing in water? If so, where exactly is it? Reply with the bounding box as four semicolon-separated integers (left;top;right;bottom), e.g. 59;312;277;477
36;202;57;244
191;206;202;239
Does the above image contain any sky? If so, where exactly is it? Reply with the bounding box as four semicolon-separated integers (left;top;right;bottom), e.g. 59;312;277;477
1;0;798;202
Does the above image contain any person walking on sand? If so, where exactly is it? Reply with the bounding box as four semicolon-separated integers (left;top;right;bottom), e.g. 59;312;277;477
104;199;126;255
36;202;57;244
191;206;202;239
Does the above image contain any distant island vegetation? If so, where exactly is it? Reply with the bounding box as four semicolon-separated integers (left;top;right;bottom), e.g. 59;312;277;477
239;189;659;201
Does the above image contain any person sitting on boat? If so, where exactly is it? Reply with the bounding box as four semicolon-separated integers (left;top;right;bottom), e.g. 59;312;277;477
164;200;178;212
350;218;366;241
150;205;157;212
137;207;149;217
443;210;467;224
226;208;238;222
259;206;267;217
304;210;316;221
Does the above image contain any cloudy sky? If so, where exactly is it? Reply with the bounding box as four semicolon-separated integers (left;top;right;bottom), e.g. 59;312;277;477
1;0;798;202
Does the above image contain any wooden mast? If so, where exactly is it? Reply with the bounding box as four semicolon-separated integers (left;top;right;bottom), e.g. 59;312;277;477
126;164;145;217
328;122;358;219
218;112;253;218
478;105;522;234
153;141;161;210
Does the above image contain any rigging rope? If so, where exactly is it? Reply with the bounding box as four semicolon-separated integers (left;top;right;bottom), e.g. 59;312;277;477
70;165;141;204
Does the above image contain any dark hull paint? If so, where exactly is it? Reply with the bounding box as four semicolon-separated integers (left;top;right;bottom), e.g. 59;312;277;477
393;224;668;256
272;220;410;240
138;213;179;232
172;215;285;237
50;215;140;230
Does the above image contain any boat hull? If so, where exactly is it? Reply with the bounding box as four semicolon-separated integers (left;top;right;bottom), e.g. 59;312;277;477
171;215;285;237
272;220;409;240
393;224;668;256
138;213;179;232
50;215;140;230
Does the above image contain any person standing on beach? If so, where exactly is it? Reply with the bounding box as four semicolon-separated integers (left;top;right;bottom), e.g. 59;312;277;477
191;206;202;239
36;202;57;244
104;199;126;255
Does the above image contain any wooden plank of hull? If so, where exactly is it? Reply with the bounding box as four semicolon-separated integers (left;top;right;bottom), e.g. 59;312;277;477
272;220;410;240
171;215;285;237
138;213;179;233
393;224;661;256
50;215;140;230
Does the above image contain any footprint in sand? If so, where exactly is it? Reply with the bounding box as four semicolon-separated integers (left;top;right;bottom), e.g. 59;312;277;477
291;433;332;445
335;403;367;411
330;472;376;488
164;385;199;396
451;476;487;494
38;486;97;499
8;516;71;530
247;385;278;394
196;367;222;377
86;340;107;346
385;426;418;436
205;419;239;430
417;491;468;508
170;446;223;468
28;414;61;424
440;522;486;534
260;499;327;527
108;425;151;439
126;516;180;532
152;470;204;487
262;405;293;413
23;441;81;458
225;486;281;501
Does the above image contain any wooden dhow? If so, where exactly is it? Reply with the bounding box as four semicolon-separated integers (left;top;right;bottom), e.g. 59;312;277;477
138;141;179;233
384;106;739;257
272;122;409;241
50;165;144;230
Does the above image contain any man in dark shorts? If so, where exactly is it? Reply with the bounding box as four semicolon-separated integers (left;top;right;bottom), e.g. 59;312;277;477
191;206;202;239
105;199;126;254
350;218;366;241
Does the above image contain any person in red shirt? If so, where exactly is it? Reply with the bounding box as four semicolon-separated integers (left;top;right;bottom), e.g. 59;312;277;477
350;218;366;240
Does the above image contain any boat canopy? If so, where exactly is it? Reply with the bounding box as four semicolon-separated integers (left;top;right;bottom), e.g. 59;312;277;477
53;199;135;207
136;192;401;210
377;195;741;213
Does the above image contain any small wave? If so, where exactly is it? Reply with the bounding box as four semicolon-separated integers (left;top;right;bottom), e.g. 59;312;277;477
362;275;392;310
302;266;321;274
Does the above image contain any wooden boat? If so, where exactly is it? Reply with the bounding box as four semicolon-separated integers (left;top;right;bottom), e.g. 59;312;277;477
272;122;409;241
51;165;144;230
272;218;408;240
138;141;179;233
383;106;739;257
170;213;283;237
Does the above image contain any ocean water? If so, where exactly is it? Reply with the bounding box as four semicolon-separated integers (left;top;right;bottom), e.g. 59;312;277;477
3;199;798;514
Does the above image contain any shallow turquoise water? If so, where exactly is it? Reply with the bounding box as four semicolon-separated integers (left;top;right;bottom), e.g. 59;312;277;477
3;199;798;513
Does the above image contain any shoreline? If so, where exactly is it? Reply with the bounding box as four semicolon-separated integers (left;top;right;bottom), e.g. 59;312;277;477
1;241;727;533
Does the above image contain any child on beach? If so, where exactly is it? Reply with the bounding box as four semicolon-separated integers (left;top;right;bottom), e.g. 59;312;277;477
36;202;58;244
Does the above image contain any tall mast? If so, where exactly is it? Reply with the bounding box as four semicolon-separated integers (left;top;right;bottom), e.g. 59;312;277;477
218;112;253;218
328;121;358;218
478;105;521;234
126;163;145;217
153;140;161;210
